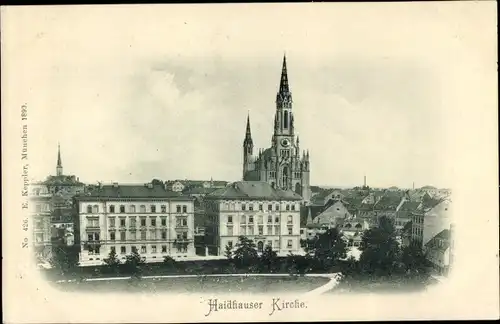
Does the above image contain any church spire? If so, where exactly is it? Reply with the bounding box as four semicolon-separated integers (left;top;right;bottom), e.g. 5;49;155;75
279;54;290;94
56;143;63;176
306;206;313;225
244;112;253;144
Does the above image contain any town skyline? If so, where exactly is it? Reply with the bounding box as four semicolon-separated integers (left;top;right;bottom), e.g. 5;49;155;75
17;5;467;189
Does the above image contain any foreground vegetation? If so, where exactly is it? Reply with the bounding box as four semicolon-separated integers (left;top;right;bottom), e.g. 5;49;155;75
44;216;433;293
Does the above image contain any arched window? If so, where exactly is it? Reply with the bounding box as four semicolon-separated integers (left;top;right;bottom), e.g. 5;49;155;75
355;223;362;229
257;241;264;253
92;205;99;213
139;205;146;213
344;223;352;229
87;205;92;213
129;205;136;213
283;111;288;129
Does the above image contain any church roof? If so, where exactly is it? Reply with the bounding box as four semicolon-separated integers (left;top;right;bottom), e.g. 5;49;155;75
206;181;302;201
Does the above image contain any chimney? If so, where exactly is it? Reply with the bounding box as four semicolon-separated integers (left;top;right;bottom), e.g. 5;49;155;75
113;182;118;188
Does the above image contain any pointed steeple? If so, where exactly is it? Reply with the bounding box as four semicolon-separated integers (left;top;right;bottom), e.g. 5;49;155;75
244;112;253;145
306;207;313;225
56;143;63;176
279;54;290;94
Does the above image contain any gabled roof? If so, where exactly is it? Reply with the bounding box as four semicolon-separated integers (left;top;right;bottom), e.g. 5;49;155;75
75;184;192;201
205;181;303;201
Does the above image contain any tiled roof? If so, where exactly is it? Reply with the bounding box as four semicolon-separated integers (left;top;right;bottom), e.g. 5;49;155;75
425;229;450;251
75;184;192;201
206;181;303;201
183;187;217;195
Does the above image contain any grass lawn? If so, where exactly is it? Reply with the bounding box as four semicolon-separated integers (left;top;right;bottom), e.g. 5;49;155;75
329;276;439;294
52;275;330;294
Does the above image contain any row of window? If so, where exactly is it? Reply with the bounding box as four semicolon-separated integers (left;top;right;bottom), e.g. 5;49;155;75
223;203;298;212
86;216;188;228
85;204;189;214
87;231;188;242
233;225;294;236
226;239;293;250
227;215;294;224
87;244;189;255
412;227;423;236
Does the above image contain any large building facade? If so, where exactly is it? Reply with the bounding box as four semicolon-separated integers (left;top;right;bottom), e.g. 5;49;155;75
242;56;311;203
73;182;196;266
203;181;303;256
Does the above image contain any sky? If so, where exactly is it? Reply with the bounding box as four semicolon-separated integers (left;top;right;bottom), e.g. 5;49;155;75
4;3;496;188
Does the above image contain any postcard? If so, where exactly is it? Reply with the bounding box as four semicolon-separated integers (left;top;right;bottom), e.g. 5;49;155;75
1;2;498;323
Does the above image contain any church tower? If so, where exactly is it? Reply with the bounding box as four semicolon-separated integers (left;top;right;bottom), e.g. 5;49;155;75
56;143;63;176
241;55;311;203
242;113;254;178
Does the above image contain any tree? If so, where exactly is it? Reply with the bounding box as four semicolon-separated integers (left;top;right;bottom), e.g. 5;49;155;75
124;249;146;277
233;236;258;269
224;243;233;260
285;253;311;276
50;245;80;276
401;242;429;276
359;216;403;276
103;248;121;274
260;245;278;273
304;228;347;272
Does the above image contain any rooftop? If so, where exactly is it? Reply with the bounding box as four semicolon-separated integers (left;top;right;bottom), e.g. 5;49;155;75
206;181;303;201
75;183;192;201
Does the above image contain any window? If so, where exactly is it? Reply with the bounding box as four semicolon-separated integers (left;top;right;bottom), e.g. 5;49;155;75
161;218;167;226
286;205;290;211
268;204;272;211
240;226;246;235
267;241;272;248
93;205;99;213
291;205;295;211
130;205;136;213
258;215;263;224
120;205;125;213
182;205;187;213
132;246;137;253
161;245;167;253
152;245;157;253
111;246;116;254
110;232;116;241
120;246;126;254
267;216;272;223
141;231;146;240
267;225;272;234
287;240;292;248
151;205;156;213
241;215;246;224
274;240;279;248
275;205;280;211
151;218;156;226
227;226;233;236
258;226;263;235
130;231;136;240
161;205;167;213
275;216;280;223
87;205;92;213
161;231;167;240
259;204;263;211
140;205;146;213
242;204;246;211
109;205;115;213
249;204;253;211
288;226;293;235
120;218;126;227
274;225;280;235
248;226;254;235
176;205;181;213
150;230;156;240
228;241;233;249
287;215;293;224
249;216;254;224
227;215;233;224
141;218;146;226
130;217;136;227
141;246;146;253
120;232;126;241
109;218;116;227
35;233;44;243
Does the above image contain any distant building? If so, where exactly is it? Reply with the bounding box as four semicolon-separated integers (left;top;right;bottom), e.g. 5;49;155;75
203;181;303;256
411;196;452;249
29;185;52;262
74;182;195;266
242;55;311;203
165;179;229;193
424;225;454;275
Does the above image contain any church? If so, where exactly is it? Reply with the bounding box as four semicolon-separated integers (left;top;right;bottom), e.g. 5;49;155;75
242;55;312;203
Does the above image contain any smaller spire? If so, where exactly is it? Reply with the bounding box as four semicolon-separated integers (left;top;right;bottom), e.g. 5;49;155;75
306;207;313;225
244;113;253;146
56;143;63;176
